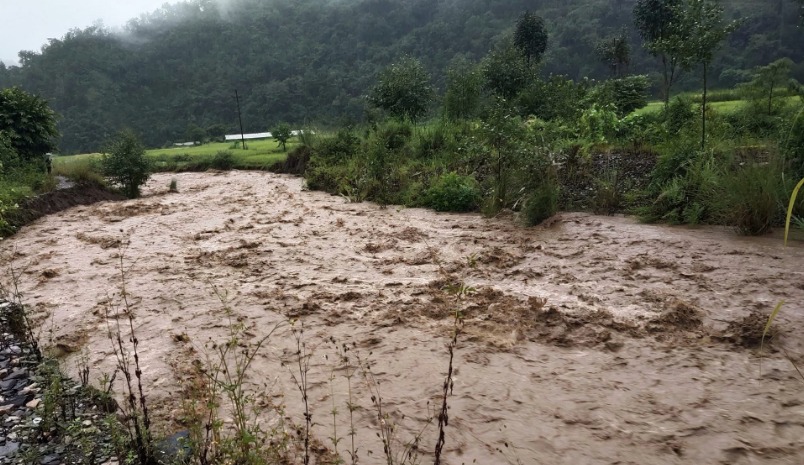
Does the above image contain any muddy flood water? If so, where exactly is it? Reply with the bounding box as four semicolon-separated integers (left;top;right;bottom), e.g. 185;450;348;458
2;171;804;464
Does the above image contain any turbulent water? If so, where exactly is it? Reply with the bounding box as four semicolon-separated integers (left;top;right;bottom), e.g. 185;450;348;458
2;171;804;464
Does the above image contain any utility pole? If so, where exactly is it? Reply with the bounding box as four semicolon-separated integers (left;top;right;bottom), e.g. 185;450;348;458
235;89;247;150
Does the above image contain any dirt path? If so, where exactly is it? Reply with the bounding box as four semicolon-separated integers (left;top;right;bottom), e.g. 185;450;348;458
2;171;804;464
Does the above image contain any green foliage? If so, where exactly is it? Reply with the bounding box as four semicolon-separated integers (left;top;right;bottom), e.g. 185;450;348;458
715;162;783;235
633;0;683;103
424;172;480;212
52;156;106;187
591;75;651;117
272;122;292;152
739;58;797;116
595;31;631;77
444;57;483;121
579;104;620;143
0;87;58;161
641;147;720;224
211;150;235;170
101;130;151;198
513;11;548;67
663;96;697;133
522;182;559;226
481;37;533;100
185;124;208;144
3;0;803;154
368;56;434;122
518;76;590;121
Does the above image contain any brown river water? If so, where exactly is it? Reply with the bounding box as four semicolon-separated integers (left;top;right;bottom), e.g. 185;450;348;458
2;171;804;464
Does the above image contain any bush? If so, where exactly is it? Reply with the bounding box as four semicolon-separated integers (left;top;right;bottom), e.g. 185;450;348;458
593;169;622;215
210;151;235;170
522;182;559;226
715;163;783;235
424;172;480;212
101;130;151;198
663;97;696;134
313;128;360;162
642;150;720;225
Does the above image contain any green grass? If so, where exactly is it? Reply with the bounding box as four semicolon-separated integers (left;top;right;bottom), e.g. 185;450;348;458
633;95;801;116
54;137;297;173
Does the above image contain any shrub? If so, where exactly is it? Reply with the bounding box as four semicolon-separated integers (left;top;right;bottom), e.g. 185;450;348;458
642;150;720;225
522;182;559;226
424;172;480;212
101;130;151;199
210;151;235;170
593;169;622;215
272;122;292;152
715;162;783;235
314;128;360;162
663;97;696;134
413;123;457;159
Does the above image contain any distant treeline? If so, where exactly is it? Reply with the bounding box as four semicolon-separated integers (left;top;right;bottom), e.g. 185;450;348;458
0;0;802;154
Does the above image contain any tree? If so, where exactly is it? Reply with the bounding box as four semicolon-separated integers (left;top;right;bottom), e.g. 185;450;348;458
272;122;292;152
101;130;151;198
367;56;433;121
595;32;631;77
633;0;682;107
670;0;739;148
482;37;534;100
740;58;797;115
513;11;548;67
443;57;483;120
0;87;58;162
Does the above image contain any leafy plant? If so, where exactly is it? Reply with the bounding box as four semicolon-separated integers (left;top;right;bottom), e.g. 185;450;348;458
272;122;292;152
424;172;480;212
210;150;235;170
101;130;151;198
368;56;434;122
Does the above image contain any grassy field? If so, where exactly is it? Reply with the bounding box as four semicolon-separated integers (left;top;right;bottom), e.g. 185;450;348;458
54;137;298;173
633;95;801;116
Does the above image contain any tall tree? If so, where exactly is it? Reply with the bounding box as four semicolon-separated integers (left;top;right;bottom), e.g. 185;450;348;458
482;37;533;100
513;11;548;67
740;58;796;115
595;32;631;77
367;56;434;121
443;57;483;120
670;0;739;148
0;87;58;162
633;0;682;107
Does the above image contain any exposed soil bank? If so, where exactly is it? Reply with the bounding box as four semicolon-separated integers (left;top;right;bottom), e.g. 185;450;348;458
7;184;123;232
2;171;804;464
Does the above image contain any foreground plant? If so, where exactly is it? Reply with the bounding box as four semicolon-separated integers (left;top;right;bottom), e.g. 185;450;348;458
105;247;154;465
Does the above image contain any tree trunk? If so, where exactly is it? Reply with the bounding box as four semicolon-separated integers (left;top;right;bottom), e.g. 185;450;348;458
768;82;775;115
701;61;708;150
662;55;671;108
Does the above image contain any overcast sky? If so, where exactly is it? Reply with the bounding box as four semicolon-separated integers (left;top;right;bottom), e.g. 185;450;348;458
0;1;179;65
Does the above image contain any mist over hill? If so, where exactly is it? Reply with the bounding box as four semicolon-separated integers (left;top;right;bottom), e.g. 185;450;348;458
0;0;801;153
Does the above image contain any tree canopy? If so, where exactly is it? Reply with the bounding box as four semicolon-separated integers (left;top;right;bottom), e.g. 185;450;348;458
0;0;801;153
368;56;434;121
0;87;58;160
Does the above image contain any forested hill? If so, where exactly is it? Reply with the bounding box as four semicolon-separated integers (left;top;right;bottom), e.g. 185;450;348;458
0;0;802;154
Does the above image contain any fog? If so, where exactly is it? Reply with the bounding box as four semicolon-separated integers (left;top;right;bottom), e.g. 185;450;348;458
0;0;182;65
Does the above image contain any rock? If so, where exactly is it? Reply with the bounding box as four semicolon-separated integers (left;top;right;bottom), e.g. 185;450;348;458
7;369;27;381
25;399;40;409
155;430;191;464
0;379;17;390
81;420;92;427
40;453;60;465
0;441;19;456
